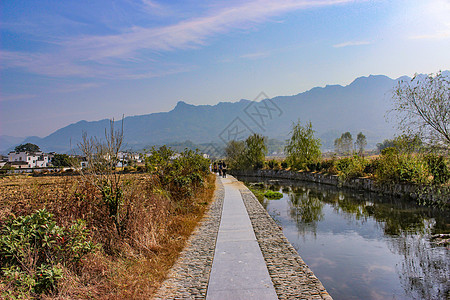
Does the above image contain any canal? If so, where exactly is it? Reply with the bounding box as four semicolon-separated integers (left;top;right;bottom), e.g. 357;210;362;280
236;176;449;300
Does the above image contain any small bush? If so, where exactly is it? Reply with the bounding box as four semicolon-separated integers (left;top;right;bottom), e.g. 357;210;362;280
318;159;335;173
136;165;146;172
264;190;283;199
267;159;280;170
374;151;430;184
281;161;289;169
424;154;450;185
145;147;210;204
123;166;136;173
335;155;368;181
0;209;96;298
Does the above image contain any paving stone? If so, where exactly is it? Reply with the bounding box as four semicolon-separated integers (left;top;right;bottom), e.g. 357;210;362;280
153;176;333;299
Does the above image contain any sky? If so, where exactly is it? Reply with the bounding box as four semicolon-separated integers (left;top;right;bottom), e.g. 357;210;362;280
1;0;450;138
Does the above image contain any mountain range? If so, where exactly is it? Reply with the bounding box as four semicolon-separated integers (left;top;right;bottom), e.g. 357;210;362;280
3;72;447;155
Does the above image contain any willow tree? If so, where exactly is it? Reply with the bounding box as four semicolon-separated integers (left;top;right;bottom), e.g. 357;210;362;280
225;140;246;169
285;120;321;169
355;132;367;156
392;72;449;150
244;133;267;170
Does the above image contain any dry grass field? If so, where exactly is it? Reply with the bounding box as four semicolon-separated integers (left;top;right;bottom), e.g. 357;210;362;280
0;172;215;299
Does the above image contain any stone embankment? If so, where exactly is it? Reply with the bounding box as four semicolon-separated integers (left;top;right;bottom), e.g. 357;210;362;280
154;176;332;299
154;177;225;299
231;169;444;202
240;189;332;299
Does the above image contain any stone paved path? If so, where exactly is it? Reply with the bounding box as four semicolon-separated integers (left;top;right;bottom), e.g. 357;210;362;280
206;176;278;300
154;175;332;299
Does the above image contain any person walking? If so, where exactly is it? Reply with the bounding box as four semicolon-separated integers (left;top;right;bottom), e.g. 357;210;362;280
222;162;227;178
218;161;223;177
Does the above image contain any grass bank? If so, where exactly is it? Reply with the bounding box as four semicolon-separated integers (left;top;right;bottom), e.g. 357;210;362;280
0;170;215;299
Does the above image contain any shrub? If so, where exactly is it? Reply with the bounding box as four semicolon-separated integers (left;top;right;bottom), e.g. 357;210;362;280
267;159;280;170
281;161;289;169
374;150;430;184
264;190;283;199
335;155;368;181
145;147;210;203
318;159;336;173
0;209;96;297
123;166;136;173
424;154;450;185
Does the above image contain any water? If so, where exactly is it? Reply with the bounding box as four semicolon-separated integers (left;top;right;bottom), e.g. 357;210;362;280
237;176;450;300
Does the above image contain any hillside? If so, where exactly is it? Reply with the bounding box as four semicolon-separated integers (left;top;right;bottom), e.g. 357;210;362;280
2;73;412;154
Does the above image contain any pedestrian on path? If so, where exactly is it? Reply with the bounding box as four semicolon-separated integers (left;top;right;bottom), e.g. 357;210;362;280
222;162;227;178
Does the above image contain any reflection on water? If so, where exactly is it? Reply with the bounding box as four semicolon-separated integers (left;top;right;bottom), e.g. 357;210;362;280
239;176;450;300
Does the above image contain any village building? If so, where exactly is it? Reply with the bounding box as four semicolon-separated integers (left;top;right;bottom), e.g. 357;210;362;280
7;151;52;168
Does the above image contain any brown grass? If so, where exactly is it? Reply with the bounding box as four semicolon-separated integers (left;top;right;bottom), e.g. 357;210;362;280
0;172;216;299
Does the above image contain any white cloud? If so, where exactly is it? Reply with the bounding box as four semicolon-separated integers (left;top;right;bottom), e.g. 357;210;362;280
409;31;450;40
0;93;37;102
2;0;357;79
332;41;371;48
240;51;271;59
406;0;450;40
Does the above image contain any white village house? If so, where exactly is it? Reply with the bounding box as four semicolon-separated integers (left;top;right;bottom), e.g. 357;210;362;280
7;151;53;168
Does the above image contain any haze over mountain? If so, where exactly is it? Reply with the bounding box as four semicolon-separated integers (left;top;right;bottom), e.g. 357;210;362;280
3;72;447;155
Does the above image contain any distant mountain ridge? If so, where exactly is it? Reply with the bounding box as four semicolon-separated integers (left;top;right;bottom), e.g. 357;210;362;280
2;72;448;154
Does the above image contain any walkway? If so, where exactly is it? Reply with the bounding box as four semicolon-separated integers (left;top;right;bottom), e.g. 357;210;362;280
206;176;278;299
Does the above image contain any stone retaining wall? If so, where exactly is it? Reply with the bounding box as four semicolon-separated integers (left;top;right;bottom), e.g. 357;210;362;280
153;177;225;299
240;187;333;299
231;169;422;199
154;175;334;299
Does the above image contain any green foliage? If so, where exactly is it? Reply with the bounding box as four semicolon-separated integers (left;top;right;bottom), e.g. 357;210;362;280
285;120;322;170
225;134;267;170
424;154;450;185
101;181;124;227
376;139;396;152
334;132;353;155
14;143;40;153
377;135;423;154
225;140;246;169
244;134;267;170
52;153;72;167
145;146;210;202
0;209;96;297
267;159;280;170
335;155;368;181
281;161;289;169
374;150;430;184
264;190;283;199
355;132;367;156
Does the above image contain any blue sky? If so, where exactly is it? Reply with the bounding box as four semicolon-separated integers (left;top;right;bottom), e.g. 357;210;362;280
1;0;449;137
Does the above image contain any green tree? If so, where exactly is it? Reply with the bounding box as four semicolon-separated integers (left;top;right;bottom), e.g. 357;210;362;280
51;153;72;167
334;132;353;155
391;71;450;149
341;132;353;154
334;137;343;154
15;143;40;153
355;132;367;156
285;120;321;169
225;140;246;169
377;139;396;153
244;133;267;170
377;135;423;154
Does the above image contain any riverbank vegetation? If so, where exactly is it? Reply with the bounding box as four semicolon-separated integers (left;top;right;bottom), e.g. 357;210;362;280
0;140;214;299
225;72;449;207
